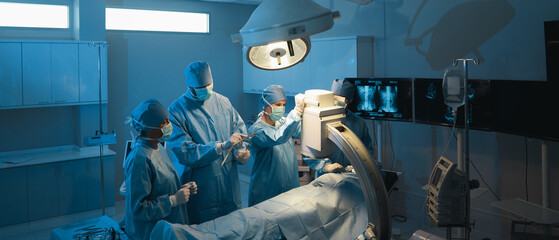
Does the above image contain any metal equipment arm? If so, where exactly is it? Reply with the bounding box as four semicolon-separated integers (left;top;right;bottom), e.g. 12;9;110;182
327;122;391;240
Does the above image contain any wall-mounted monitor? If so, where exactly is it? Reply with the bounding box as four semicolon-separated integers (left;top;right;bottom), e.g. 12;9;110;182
414;78;493;131
347;78;413;122
491;80;559;141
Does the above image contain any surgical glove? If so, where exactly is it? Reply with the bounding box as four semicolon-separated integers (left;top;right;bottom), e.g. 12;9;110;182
234;148;250;164
294;93;305;114
184;181;198;195
222;133;246;150
170;185;191;207
323;162;346;173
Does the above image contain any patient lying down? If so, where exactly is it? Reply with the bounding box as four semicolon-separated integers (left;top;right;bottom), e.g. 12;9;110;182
151;173;367;240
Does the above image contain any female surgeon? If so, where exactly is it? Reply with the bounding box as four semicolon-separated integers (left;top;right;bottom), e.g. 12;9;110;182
248;85;305;206
124;98;197;240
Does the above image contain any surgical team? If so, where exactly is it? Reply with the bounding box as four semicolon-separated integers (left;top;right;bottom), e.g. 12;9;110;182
124;61;378;239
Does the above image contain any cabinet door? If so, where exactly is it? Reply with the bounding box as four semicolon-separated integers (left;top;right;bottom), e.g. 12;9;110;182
28;163;59;221
86;156;115;210
79;43;107;102
0;42;23;107
51;43;79;103
58;160;87;215
0;167;28;227
22;43;51;105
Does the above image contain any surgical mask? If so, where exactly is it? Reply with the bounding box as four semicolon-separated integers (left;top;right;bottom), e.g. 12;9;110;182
268;106;285;121
158;123;173;142
143;123;173;142
334;100;347;109
193;84;213;101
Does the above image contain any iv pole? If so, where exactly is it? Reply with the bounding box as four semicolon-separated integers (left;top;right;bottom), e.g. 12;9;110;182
452;58;479;240
89;41;109;215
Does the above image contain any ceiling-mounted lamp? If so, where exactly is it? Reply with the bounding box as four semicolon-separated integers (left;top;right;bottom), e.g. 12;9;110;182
232;0;341;70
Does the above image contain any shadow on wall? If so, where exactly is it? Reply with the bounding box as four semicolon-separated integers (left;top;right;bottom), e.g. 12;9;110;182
404;0;515;71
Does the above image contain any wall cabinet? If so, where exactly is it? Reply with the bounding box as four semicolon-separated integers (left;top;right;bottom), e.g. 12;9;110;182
0;167;27;226
243;36;373;95
52;43;80;104
0;154;115;227
0;40;108;109
22;43;52;105
0;42;23;107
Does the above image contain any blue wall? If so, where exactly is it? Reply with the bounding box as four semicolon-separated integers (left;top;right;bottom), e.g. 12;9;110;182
105;0;257;199
311;0;559;238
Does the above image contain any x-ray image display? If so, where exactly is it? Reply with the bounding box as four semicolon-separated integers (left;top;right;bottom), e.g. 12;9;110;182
356;85;399;113
414;78;493;130
348;78;412;121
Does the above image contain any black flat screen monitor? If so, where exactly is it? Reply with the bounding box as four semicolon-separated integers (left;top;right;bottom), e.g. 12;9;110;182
414;78;493;130
347;78;413;122
491;80;559;141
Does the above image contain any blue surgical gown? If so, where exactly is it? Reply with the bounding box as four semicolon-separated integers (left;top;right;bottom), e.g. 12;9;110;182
167;91;247;224
305;110;379;176
124;140;188;240
248;110;301;206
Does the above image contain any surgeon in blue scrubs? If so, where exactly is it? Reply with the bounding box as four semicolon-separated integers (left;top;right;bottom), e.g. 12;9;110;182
124;98;197;240
167;61;250;224
305;79;381;176
248;85;305;206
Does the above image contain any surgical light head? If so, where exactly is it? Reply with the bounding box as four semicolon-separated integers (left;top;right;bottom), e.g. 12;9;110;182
231;0;340;70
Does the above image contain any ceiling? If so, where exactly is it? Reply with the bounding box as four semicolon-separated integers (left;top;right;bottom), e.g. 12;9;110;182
198;0;262;5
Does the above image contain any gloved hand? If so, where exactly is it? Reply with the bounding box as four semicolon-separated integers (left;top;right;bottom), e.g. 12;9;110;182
323;162;346;173
222;133;247;150
234;148;250;164
184;181;198;195
294;93;305;114
169;184;191;207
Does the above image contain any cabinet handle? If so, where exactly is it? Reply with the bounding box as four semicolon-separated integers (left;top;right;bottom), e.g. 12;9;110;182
54;100;66;103
38;101;50;104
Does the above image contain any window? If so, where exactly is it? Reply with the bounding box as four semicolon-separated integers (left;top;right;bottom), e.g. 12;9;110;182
106;8;209;33
0;2;69;29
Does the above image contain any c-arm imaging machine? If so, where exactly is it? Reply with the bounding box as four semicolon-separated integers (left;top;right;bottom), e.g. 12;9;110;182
300;90;391;240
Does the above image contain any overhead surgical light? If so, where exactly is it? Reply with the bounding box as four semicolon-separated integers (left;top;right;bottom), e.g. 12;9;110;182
232;0;340;70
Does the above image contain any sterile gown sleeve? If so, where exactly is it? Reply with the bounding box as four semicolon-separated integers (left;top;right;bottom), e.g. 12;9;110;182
251;110;301;148
167;104;220;169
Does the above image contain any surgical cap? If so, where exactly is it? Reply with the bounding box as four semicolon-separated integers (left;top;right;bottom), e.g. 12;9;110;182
129;98;168;132
331;79;356;101
184;61;213;88
261;85;286;106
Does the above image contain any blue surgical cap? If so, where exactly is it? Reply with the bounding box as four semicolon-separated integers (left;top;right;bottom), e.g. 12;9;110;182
261;85;286;106
184;61;213;88
129;98;168;132
331;79;356;101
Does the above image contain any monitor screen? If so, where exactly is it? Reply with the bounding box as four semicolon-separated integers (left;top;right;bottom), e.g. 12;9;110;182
491;80;559;141
347;78;413;121
414;78;493;130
